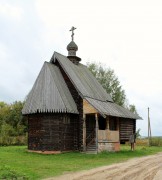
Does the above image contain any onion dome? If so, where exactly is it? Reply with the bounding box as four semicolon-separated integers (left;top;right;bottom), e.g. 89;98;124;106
67;41;78;56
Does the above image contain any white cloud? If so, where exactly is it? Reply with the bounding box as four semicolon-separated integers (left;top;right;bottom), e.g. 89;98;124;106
0;0;162;136
33;0;162;136
0;42;8;59
0;2;23;21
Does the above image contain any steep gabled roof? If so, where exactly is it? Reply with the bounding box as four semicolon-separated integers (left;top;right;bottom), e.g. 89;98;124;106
50;52;141;120
51;52;113;102
22;62;78;115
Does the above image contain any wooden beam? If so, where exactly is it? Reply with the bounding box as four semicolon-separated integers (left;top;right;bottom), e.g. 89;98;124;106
83;99;98;114
117;117;119;131
95;113;99;153
83;114;86;152
107;116;109;130
148;107;152;146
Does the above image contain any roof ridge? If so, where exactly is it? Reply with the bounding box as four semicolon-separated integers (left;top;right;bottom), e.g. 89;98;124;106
53;52;113;102
54;52;84;98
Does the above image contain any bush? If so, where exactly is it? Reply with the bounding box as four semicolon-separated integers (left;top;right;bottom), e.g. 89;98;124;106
0;101;27;146
135;137;162;147
150;137;162;147
0;135;27;146
136;138;148;146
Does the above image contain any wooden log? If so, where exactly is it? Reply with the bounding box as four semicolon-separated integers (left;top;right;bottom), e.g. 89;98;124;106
95;113;99;153
83;114;86;152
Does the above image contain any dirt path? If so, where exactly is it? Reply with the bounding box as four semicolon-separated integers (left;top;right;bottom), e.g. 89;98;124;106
46;152;162;180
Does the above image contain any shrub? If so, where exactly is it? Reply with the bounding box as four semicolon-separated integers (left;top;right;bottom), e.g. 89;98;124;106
150;137;162;147
136;138;148;146
0;135;27;146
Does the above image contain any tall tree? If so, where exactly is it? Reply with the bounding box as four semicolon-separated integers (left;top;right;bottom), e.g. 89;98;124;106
0;101;26;136
87;62;126;106
128;104;138;114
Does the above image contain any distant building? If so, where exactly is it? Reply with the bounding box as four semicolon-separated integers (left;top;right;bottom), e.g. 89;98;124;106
22;28;141;153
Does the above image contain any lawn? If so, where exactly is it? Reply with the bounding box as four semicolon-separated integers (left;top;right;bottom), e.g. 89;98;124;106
1;145;162;179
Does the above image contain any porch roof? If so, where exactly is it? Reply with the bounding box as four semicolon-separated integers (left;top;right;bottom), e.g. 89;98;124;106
85;97;142;119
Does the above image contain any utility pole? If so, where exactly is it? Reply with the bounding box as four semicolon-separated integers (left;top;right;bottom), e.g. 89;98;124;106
148;107;152;146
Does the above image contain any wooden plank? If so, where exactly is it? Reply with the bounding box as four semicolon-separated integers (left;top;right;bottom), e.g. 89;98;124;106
119;118;136;142
95;114;99;153
83;99;98;114
83;114;86;152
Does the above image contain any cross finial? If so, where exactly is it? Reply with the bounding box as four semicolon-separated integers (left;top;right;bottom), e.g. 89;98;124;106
70;26;76;41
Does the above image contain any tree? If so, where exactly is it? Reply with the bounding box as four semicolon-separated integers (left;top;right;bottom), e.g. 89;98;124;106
136;128;141;139
87;62;126;106
0;102;10;128
0;101;27;145
87;62;139;115
128;104;138;114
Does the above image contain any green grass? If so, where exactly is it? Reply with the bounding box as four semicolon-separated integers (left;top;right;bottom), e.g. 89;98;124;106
0;145;162;179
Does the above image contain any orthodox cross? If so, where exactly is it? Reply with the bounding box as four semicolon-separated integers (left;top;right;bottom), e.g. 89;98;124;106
70;26;76;41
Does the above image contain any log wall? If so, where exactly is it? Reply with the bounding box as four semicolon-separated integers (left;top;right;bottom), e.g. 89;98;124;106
55;60;83;151
119;118;136;143
28;113;78;151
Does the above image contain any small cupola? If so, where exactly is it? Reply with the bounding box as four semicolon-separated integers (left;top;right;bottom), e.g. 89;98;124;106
67;27;81;65
67;41;78;56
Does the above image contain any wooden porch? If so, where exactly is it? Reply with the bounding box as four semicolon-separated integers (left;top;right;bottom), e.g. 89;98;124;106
83;114;120;153
83;99;120;153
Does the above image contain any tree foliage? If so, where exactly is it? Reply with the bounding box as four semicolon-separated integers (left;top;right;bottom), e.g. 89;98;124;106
0;101;27;145
87;62;138;114
87;62;126;106
128;104;137;114
136;128;141;139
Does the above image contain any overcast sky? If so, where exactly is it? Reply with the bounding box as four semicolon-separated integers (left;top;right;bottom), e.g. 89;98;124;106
0;0;162;136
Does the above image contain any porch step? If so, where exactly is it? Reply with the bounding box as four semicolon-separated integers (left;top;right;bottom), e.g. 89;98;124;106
86;144;97;153
86;150;97;154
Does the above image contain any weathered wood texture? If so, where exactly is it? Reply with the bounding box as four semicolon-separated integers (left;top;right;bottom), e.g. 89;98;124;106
119;118;136;143
55;60;83;151
98;130;119;142
83;99;97;114
28;113;79;151
86;115;96;145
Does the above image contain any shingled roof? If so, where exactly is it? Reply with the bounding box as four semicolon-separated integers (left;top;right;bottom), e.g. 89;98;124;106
51;52;113;102
22;62;78;115
85;97;140;119
50;52;141;119
23;51;141;119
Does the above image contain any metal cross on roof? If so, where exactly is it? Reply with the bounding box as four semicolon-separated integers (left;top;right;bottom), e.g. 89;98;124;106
70;26;76;41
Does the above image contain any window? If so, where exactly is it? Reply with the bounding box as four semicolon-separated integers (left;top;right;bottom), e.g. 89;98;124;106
109;117;117;131
98;116;107;130
63;117;70;124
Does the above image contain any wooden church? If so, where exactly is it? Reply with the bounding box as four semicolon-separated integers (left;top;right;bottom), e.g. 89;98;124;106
22;27;141;153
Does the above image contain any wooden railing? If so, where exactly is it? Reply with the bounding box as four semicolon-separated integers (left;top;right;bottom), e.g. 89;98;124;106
86;130;95;146
98;130;119;142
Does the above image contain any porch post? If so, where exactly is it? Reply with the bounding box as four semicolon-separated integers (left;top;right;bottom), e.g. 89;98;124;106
107;116;109;130
117;117;119;130
95;113;99;152
83;114;86;152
